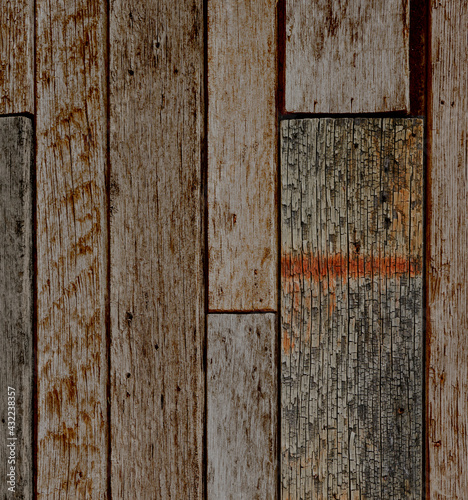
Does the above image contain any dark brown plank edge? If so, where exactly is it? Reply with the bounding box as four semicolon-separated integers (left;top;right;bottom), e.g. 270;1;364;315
0;117;33;499
109;0;205;497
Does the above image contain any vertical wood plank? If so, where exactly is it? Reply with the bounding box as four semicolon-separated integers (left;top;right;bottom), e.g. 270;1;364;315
428;1;468;497
208;313;277;499
281;118;423;499
36;1;108;496
0;117;33;499
285;0;410;113
109;0;204;497
208;0;277;311
0;0;33;113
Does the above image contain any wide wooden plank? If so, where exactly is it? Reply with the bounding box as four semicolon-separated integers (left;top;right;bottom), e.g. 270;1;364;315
208;0;277;311
208;313;277;499
36;0;108;496
285;0;410;113
0;117;33;499
109;0;204;497
0;0;33;113
281;118;423;498
428;2;468;498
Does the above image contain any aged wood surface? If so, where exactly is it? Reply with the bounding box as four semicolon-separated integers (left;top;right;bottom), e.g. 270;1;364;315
281;118;423;499
0;117;33;499
428;1;468;498
208;0;277;311
0;0;33;113
36;0;108;496
208;314;277;499
109;0;204;497
285;0;410;113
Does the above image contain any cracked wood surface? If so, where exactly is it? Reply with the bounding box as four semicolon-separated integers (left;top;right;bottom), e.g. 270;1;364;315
36;0;108;496
208;0;278;311
285;0;410;113
427;1;468;498
0;0;33;113
281;118;423;499
208;314;277;499
109;0;205;497
0;117;33;499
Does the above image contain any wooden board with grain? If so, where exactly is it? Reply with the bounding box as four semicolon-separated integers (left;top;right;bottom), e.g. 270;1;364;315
285;0;410;113
427;1;468;498
208;313;277;499
36;0;108;496
208;0;277;311
0;0;33;114
281;118;424;499
109;0;204;497
0;117;33;499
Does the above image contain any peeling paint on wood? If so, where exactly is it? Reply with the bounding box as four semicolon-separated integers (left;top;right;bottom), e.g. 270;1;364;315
208;313;277;499
427;1;468;498
109;0;204;497
36;0;108;496
281;118;423;499
0;0;33;113
285;0;410;113
0;117;33;499
208;0;278;311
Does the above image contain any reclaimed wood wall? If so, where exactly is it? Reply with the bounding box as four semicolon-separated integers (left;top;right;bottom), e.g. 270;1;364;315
0;0;466;498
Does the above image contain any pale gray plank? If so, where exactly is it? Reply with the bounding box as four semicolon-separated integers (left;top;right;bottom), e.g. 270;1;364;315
208;313;277;499
0;117;33;499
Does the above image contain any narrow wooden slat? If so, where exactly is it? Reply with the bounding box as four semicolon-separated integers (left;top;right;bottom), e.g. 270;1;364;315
36;1;108;496
428;1;468;497
281;118;423;499
208;0;277;311
208;313;277;499
109;0;204;497
0;0;33;113
0;117;33;499
285;0;410;113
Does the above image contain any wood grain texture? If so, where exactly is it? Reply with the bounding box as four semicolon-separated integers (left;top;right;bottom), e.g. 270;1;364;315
427;1;468;498
109;0;204;497
0;0;33;113
0;117;33;499
36;0;108;496
285;0;410;113
208;0;277;311
208;313;277;499
281;118;423;499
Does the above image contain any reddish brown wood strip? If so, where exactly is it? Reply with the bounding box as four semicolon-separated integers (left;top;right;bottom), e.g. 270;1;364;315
36;0;108;496
0;0;33;113
428;1;468;497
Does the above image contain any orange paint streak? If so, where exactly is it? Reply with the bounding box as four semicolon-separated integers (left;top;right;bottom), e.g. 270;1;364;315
281;252;422;281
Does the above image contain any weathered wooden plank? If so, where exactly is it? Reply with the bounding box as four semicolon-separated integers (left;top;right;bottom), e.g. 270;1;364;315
0;0;33;113
285;0;410;113
109;0;204;497
0;117;33;499
208;313;277;499
428;2;468;498
281;118;423;499
36;0;108;496
208;0;277;311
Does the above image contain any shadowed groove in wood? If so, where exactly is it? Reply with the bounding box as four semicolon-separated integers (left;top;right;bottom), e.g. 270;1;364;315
281;118;423;499
109;0;205;497
0;117;33;499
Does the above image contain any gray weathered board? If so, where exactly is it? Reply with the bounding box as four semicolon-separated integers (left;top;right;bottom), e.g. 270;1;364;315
109;0;205;497
285;0;410;113
208;314;277;499
0;117;33;499
281;118;423;499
